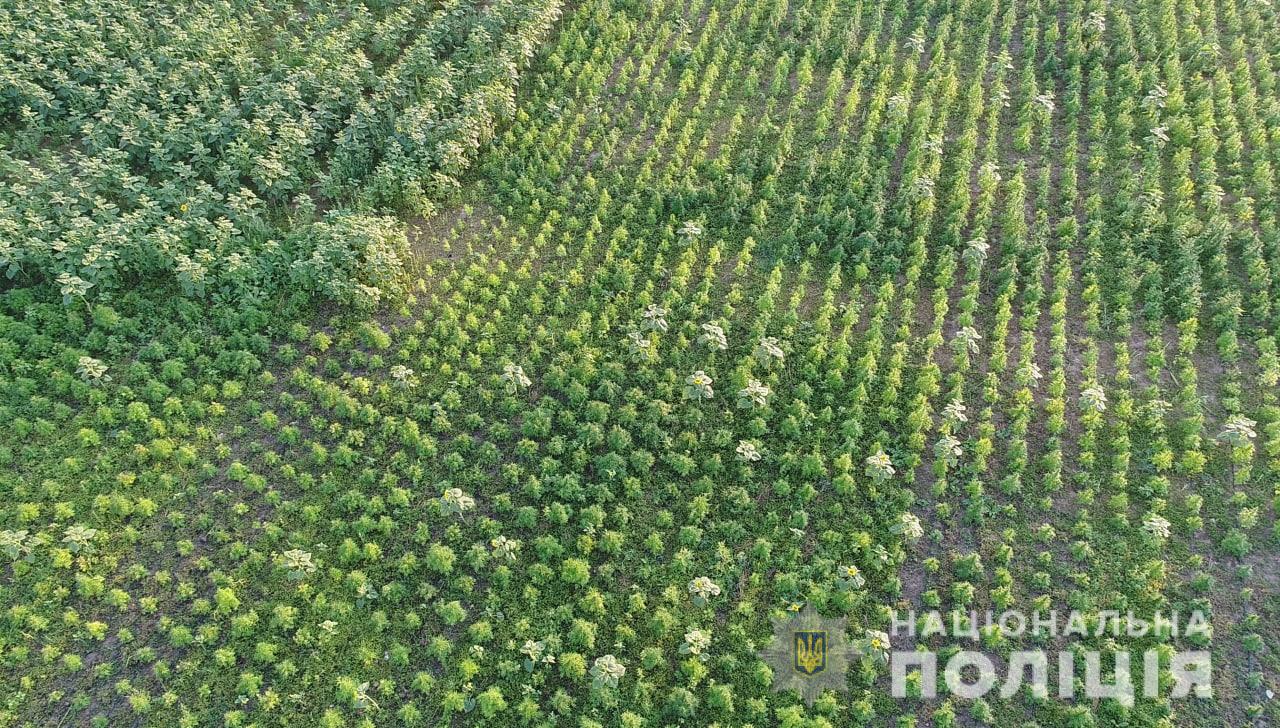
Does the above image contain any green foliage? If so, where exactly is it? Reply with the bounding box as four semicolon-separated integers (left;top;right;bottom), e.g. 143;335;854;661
2;0;1279;725
0;0;561;306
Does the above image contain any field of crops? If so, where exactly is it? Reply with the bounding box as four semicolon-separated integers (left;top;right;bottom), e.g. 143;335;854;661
2;0;1279;725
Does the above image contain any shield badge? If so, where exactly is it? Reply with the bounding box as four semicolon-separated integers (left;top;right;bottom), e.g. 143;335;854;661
793;630;827;675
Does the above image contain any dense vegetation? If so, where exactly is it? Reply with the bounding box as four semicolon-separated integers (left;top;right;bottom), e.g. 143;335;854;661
2;0;1279;725
0;0;560;306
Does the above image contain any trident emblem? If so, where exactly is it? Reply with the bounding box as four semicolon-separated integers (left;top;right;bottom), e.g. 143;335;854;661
793;631;827;675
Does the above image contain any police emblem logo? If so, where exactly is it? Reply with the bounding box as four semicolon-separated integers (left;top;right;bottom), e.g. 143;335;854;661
793;630;827;675
758;604;854;704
